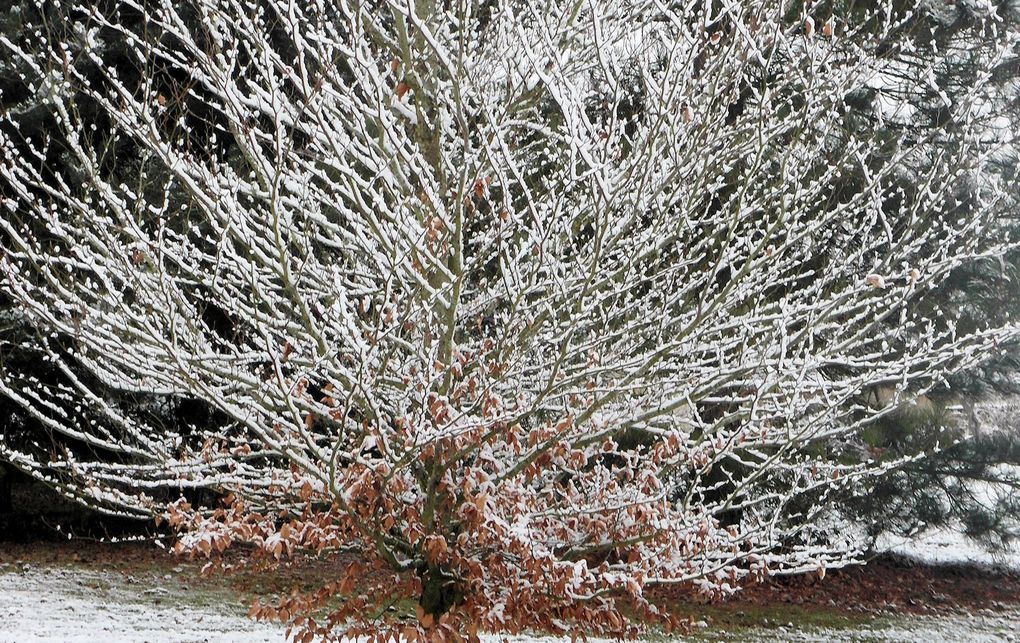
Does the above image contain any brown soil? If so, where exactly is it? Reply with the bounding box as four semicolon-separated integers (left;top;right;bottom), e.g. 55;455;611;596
734;553;1020;614
648;552;1020;627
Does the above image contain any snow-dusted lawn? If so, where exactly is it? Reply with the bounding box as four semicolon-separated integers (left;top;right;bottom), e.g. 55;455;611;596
695;613;1020;642
0;565;284;643
879;527;1020;570
1;564;1019;643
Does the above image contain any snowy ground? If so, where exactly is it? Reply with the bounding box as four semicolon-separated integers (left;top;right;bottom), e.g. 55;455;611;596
1;564;1018;643
697;613;1020;642
0;565;284;643
879;527;1020;570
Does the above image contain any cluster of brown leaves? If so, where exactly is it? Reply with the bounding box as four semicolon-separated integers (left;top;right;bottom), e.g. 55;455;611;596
165;410;753;642
162;335;756;642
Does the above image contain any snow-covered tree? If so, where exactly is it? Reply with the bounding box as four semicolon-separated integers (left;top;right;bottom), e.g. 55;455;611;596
2;0;1018;638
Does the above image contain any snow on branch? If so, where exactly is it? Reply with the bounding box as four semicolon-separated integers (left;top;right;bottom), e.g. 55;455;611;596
1;0;1018;639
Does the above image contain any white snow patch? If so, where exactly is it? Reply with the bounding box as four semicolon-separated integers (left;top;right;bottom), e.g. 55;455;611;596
0;567;284;643
878;528;1020;571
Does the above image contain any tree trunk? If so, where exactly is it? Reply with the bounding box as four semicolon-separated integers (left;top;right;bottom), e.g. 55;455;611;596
0;464;13;514
419;565;462;619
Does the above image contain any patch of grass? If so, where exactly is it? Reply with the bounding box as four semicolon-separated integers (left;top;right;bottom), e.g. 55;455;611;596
661;601;884;641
